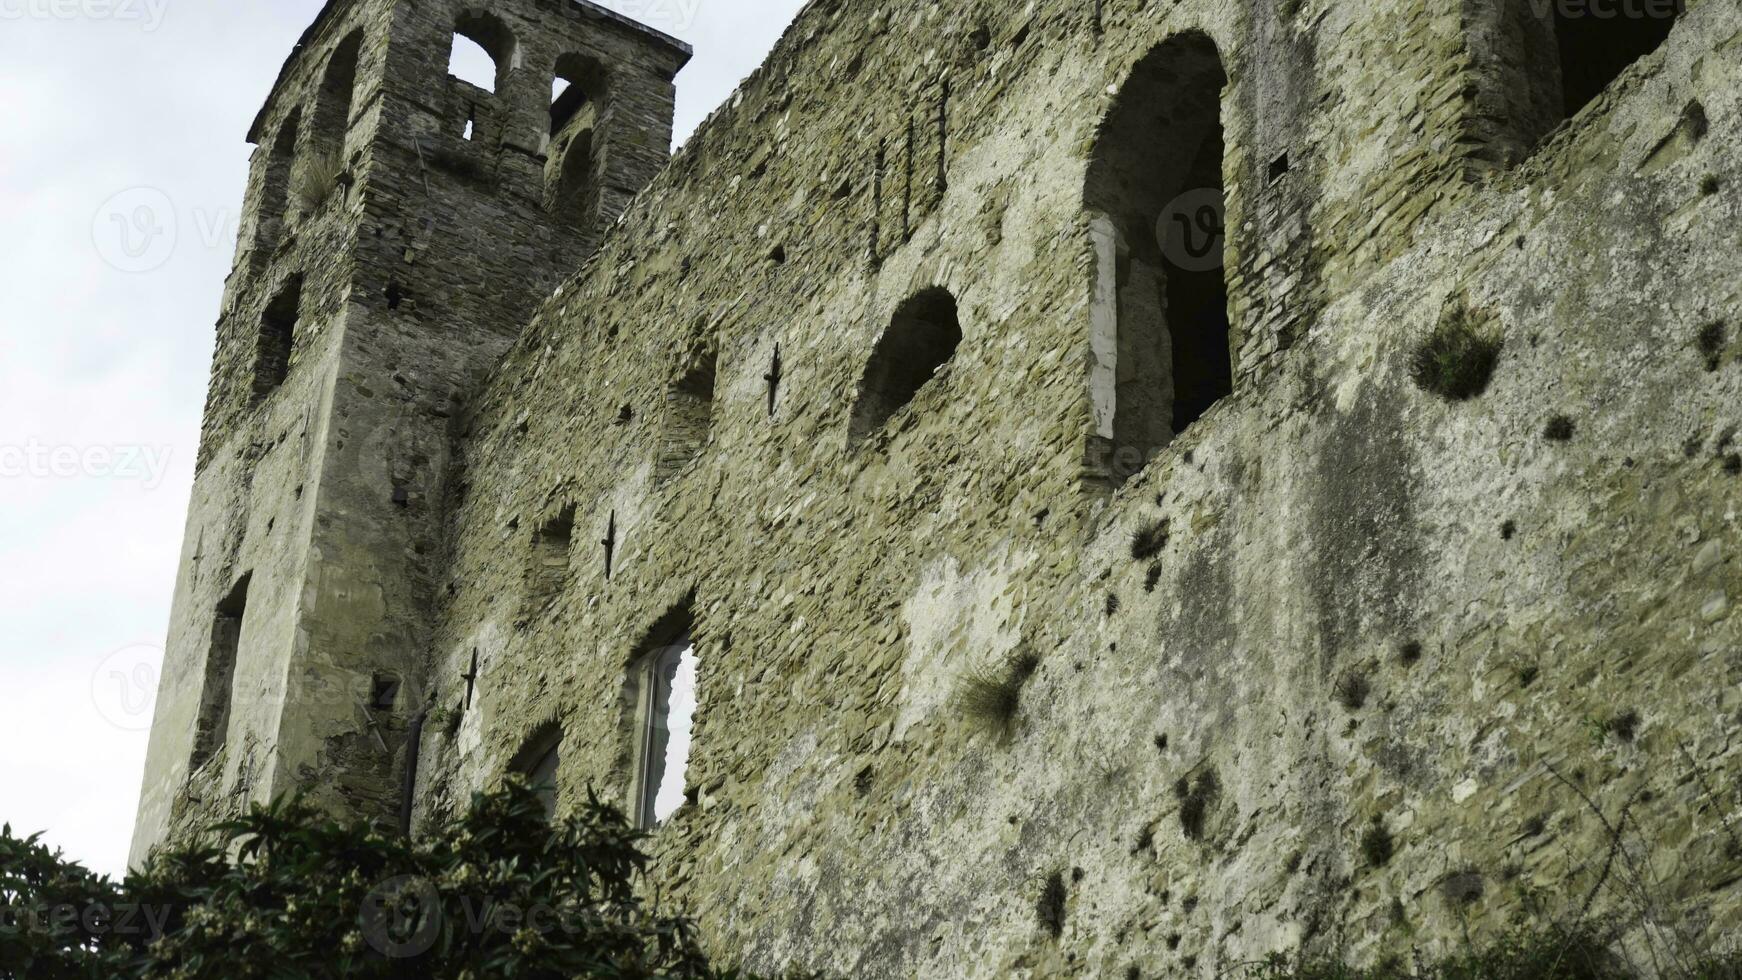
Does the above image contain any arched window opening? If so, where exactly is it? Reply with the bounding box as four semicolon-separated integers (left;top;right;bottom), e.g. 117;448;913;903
254;116;300;253
311;31;363;157
848;288;963;446
254;275;303;403
656;352;717;483
1551;1;1680;121
192;573;251;770
629;610;699;830
551;129;594;219
1085;34;1231;488
547;55;606;224
448;12;514;94
513;725;563;821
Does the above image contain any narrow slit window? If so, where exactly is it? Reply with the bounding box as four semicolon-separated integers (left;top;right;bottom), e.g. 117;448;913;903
192;573;251;770
633;636;698;828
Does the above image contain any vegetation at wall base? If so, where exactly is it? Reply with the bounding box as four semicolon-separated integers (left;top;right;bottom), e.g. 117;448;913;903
1;780;777;979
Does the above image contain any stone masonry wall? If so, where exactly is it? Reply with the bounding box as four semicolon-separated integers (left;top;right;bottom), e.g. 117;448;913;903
409;0;1741;974
133;0;687;862
136;0;1742;974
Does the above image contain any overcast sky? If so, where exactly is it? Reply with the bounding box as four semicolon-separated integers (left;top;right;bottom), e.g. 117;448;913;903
0;0;806;880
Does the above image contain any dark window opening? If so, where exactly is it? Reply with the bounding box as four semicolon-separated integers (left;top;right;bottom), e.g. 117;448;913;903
1554;1;1681;120
657;353;717;482
849;287;963;445
370;674;401;712
1268;152;1291;184
254;116;300;252
254;275;303;402
311;31;362;158
192;573;251;770
547;54;606;225
1084;33;1232;487
1167;132;1234;435
526;504;576;609
550;78;589;135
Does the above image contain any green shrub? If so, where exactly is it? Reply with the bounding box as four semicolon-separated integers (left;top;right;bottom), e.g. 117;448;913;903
1;781;777;979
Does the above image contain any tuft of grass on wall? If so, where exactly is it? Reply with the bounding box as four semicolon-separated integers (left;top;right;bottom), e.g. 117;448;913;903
953;648;1042;743
1036;871;1068;940
293;150;347;215
1175;770;1221;842
1544;415;1577;442
1360;816;1395;868
1410;303;1503;402
1132;519;1171;562
1335;670;1372;711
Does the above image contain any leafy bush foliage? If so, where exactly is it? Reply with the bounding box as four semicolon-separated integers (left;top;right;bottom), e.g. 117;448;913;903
2;781;771;979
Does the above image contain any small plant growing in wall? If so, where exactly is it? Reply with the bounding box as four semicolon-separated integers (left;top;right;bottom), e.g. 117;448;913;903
1132;519;1171;562
1544;414;1577;442
1035;870;1069;940
292;150;347;216
953;647;1042;743
1410;301;1504;402
1175;769;1221;842
1360;815;1395;868
1334;670;1371;711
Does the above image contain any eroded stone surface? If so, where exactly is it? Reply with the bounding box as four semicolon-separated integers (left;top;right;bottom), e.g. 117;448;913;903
136;0;1742;975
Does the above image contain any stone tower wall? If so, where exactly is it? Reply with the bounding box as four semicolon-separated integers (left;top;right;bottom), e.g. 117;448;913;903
131;0;688;863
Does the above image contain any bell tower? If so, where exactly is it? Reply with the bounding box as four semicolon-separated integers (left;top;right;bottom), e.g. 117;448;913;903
131;0;690;863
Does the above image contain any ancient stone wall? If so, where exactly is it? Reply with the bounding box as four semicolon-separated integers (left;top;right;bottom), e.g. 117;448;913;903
137;0;1742;974
408;0;1741;975
132;0;687;863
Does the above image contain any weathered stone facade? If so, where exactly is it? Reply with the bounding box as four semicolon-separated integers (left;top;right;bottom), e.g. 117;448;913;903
136;0;1741;975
